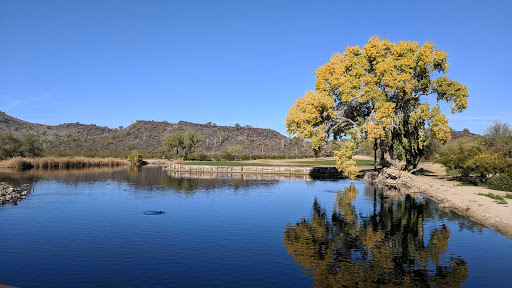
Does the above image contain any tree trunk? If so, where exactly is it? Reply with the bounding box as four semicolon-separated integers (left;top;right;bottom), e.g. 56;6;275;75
373;140;378;171
380;146;391;168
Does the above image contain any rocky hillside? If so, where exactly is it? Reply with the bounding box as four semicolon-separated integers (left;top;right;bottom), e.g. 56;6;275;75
0;111;312;155
449;129;478;141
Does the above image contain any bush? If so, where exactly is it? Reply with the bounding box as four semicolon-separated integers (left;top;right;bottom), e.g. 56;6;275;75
469;153;511;181
437;133;512;180
486;174;512;192
506;166;512;177
0;131;22;160
0;131;42;160
186;153;211;161
221;153;237;161
127;151;143;166
436;136;484;177
126;142;136;151
239;154;251;161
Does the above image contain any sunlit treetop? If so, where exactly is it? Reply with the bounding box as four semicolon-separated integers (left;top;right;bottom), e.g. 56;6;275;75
286;36;469;176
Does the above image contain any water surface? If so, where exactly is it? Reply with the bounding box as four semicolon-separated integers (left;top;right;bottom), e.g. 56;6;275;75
1;167;511;287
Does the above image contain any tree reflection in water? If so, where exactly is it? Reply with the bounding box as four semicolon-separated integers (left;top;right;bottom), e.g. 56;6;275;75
283;184;468;287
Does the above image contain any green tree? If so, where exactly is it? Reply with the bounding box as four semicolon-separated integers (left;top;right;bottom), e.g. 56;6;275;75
163;130;202;158
286;36;469;177
484;121;512;157
20;133;42;157
163;133;183;155
0;131;21;160
182;130;201;158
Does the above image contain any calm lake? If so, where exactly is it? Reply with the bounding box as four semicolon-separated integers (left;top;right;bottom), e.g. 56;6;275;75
1;166;511;287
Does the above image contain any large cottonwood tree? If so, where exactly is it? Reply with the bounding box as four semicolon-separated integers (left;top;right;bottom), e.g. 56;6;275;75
286;36;469;178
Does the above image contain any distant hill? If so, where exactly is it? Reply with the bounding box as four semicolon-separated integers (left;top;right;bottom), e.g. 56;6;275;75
449;129;479;141
0;111;311;155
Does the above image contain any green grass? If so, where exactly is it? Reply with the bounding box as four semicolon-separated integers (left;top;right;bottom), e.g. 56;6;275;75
477;193;508;204
180;161;289;167
180;159;378;167
455;183;476;187
355;159;378;166
293;159;377;166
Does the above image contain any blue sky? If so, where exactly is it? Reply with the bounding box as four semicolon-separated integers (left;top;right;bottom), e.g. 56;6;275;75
1;0;511;135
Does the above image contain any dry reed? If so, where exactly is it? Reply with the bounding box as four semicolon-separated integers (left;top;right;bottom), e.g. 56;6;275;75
0;157;129;170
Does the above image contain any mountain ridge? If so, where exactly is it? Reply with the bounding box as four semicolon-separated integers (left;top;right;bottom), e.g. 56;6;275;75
0;111;310;155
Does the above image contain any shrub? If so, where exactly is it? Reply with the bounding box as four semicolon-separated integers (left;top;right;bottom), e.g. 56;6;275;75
486;174;512;192
0;131;42;160
186;153;211;161
127;151;143;166
100;139;113;146
436;136;484;177
223;145;243;155
469;153;510;181
0;131;22;159
126;142;136;151
506;166;512;177
221;153;237;161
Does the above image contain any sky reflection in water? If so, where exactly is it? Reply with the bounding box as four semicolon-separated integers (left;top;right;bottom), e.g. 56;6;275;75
0;167;511;287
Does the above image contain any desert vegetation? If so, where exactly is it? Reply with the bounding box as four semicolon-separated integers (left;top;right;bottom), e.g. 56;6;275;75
127;151;143;166
436;121;512;191
162;129;202;158
0;156;128;170
0;131;42;160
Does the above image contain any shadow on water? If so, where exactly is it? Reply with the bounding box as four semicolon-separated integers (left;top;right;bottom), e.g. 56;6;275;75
284;184;469;287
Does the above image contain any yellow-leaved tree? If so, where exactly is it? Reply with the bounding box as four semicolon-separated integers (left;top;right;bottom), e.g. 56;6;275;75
286;36;469;178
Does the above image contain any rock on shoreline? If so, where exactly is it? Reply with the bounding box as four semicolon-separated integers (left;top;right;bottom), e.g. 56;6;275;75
0;182;32;205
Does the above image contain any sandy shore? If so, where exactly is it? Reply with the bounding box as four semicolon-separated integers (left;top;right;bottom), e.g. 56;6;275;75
406;175;512;239
367;166;512;239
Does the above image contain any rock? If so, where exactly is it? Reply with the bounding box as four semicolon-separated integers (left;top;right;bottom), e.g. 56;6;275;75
0;182;31;205
364;168;414;190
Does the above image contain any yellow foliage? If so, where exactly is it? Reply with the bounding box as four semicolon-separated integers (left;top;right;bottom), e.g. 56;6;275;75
429;106;451;143
335;138;359;179
434;76;469;113
285;90;334;151
286;35;469;171
363;101;396;141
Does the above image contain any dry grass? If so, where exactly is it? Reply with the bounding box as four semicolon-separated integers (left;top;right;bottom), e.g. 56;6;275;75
0;156;129;169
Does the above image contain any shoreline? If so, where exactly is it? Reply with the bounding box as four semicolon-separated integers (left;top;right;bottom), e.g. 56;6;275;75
365;169;512;239
3;160;511;239
167;161;512;239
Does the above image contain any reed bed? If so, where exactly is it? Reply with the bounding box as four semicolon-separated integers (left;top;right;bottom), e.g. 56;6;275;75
0;157;129;170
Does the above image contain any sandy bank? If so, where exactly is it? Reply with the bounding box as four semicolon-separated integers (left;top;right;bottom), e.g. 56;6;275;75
366;169;512;239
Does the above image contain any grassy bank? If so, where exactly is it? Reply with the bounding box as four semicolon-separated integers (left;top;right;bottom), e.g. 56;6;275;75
180;161;292;167
180;159;377;167
0;156;129;169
